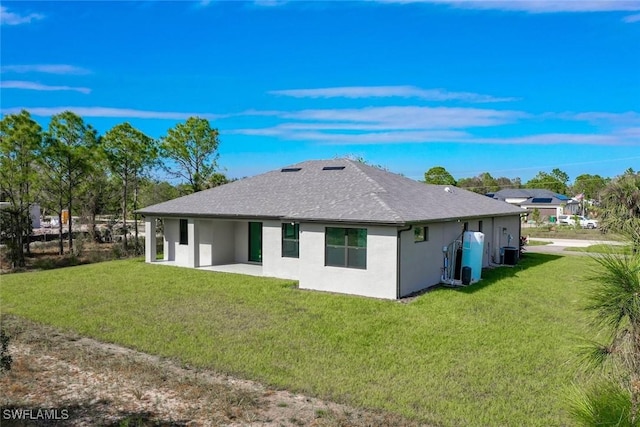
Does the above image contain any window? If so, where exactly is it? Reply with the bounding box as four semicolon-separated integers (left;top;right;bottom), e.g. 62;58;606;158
414;226;428;242
179;219;188;245
478;220;483;233
282;223;299;258
325;227;367;269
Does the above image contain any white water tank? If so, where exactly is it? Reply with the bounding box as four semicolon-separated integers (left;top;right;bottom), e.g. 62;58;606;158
461;231;484;282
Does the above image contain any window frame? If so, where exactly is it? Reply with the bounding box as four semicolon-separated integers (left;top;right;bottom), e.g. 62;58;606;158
325;227;367;269
281;223;300;258
414;225;429;243
179;219;188;245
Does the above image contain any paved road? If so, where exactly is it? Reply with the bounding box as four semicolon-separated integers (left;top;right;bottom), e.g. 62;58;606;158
525;238;624;255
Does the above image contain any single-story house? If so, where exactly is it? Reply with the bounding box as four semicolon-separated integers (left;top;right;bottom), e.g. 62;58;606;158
487;188;580;220
138;159;523;299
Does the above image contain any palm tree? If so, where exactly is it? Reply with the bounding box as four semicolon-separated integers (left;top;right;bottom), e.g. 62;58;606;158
599;171;640;253
580;247;640;425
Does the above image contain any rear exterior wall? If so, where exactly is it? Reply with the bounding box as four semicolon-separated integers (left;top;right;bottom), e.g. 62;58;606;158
398;214;521;297
298;223;398;299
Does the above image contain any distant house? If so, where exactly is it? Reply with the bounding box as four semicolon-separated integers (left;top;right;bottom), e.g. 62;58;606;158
0;202;41;228
487;189;580;221
138;159;523;299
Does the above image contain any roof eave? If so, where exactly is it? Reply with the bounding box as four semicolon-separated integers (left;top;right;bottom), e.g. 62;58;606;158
138;210;522;226
136;211;283;221
404;211;524;225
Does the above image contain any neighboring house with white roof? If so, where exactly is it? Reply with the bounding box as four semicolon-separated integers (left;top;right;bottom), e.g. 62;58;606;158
138;159;523;299
487;189;580;221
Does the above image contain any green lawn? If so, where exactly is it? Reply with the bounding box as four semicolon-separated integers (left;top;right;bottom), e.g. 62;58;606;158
564;244;631;255
524;226;621;241
526;239;552;246
1;254;596;426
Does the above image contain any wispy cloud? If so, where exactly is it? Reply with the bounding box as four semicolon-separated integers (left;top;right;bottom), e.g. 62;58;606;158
269;86;517;103
230;106;638;146
377;1;640;13
0;6;44;26
232;126;637;146
623;12;640;22
471;132;635;145
283;106;525;128
1;64;91;75
1;106;225;120
230;105;520;143
553;111;640;126
233;126;638;146
1;81;91;94
232;127;470;144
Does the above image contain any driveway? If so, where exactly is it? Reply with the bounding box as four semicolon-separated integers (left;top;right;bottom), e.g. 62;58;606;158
526;238;625;255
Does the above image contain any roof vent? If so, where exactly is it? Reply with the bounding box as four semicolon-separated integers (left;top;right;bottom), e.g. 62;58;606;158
281;168;302;172
322;166;345;171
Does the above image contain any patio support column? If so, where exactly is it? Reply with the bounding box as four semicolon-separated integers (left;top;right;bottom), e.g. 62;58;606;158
144;216;156;263
163;218;173;261
188;218;199;268
164;225;170;261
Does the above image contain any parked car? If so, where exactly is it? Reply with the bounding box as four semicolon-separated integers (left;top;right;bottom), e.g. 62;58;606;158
558;215;598;229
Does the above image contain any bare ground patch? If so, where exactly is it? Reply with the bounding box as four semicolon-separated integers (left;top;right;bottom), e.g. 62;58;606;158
0;316;423;426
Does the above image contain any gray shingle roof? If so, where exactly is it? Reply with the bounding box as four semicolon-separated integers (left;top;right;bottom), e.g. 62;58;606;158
137;159;523;224
519;197;576;207
490;188;574;206
491;188;567;200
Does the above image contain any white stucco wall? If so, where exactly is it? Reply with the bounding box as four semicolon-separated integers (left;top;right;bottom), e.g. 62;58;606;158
491;215;522;263
234;222;249;263
262;220;300;280
197;219;214;267
162;218;177;263
399;224;443;297
145;217;157;263
298;223;398;299
398;214;521;296
152;213;520;299
210;220;236;264
399;221;469;296
505;197;527;204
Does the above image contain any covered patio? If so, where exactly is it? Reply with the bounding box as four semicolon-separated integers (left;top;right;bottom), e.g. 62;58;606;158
144;216;260;268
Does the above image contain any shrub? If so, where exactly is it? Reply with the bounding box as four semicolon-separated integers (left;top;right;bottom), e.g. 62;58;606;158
568;381;636;427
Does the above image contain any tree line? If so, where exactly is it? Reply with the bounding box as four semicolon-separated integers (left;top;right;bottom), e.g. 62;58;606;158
423;165;616;198
0;110;224;268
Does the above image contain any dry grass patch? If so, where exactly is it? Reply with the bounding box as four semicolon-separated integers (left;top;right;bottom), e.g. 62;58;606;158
0;315;422;426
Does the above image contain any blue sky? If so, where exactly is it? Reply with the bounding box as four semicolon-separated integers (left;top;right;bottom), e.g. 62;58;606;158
1;1;639;183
